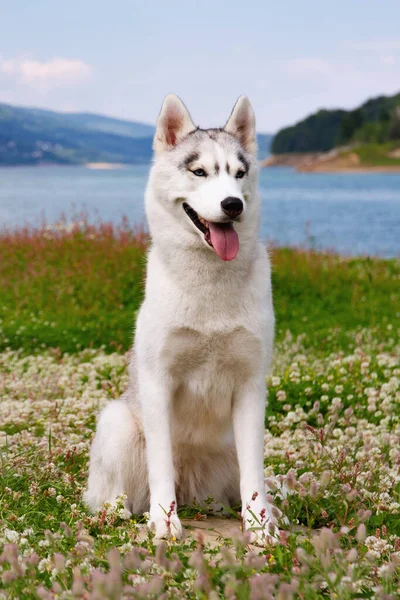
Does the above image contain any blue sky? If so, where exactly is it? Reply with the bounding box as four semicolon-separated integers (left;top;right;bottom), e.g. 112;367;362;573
1;0;400;132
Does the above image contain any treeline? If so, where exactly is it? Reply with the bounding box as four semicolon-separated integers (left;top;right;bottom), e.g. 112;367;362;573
271;92;400;154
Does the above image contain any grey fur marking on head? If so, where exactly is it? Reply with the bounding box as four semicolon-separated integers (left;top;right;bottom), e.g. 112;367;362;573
165;127;255;177
180;152;200;170
237;152;249;173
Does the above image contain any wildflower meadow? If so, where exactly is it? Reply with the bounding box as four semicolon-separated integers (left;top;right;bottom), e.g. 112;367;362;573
0;219;399;599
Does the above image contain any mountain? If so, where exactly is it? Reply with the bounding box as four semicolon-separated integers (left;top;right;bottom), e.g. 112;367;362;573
271;91;400;154
0;103;155;166
0;103;272;166
59;112;155;138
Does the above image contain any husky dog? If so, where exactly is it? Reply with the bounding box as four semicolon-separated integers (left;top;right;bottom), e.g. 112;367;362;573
84;95;278;543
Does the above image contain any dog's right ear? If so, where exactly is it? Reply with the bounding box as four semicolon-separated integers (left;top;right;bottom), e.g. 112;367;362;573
153;94;196;155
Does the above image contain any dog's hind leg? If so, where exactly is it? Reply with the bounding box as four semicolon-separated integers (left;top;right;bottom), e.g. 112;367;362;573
83;399;148;516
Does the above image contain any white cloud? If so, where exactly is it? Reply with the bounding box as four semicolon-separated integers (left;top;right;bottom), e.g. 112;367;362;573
381;55;396;65
0;59;17;75
0;56;91;86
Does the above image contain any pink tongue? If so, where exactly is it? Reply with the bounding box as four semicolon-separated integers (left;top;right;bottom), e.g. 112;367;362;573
208;222;239;261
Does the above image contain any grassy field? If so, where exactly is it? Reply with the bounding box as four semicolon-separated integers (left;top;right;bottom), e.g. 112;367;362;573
0;220;399;599
0;219;398;354
352;143;400;168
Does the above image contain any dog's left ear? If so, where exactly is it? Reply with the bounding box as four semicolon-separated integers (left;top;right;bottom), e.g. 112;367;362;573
224;96;257;155
154;94;196;155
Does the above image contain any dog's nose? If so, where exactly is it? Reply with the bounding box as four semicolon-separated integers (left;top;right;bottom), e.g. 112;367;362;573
221;197;243;219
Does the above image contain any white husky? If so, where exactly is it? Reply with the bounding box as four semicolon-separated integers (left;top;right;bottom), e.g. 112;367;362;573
84;94;278;543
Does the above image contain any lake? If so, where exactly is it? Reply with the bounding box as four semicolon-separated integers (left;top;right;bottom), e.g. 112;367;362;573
0;165;399;257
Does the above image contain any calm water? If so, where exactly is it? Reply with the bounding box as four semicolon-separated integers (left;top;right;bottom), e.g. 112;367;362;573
0;165;399;257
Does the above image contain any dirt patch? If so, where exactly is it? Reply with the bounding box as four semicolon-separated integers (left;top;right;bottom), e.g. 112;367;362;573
388;148;400;159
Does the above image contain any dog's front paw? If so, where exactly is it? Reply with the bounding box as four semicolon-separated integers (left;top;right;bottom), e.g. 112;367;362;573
149;507;183;540
243;496;280;546
245;519;280;546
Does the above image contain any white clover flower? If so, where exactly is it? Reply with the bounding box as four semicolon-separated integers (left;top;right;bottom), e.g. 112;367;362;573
22;528;34;537
38;558;53;573
365;536;393;553
5;529;19;543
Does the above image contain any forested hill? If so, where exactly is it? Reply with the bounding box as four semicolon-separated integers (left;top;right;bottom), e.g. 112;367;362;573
0;103;272;166
271;92;400;154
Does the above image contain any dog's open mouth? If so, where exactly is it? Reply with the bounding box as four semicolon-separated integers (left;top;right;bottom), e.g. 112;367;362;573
183;202;239;261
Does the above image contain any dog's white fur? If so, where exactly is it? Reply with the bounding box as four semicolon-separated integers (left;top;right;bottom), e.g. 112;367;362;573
84;95;277;543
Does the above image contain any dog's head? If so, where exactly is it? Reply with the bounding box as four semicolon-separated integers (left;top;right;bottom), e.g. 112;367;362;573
147;95;259;261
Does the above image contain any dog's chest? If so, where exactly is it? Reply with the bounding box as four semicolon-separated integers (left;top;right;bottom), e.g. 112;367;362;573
163;326;261;383
161;326;262;445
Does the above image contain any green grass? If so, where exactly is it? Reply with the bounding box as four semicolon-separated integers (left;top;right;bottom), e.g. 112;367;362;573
0;220;400;598
350;142;400;167
0;219;147;354
0;220;398;355
271;248;399;349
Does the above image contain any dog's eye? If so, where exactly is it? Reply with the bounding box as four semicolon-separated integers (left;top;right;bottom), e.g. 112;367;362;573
236;170;246;179
192;168;207;177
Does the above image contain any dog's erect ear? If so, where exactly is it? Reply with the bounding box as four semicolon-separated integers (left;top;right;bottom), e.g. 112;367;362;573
153;94;196;155
224;96;257;155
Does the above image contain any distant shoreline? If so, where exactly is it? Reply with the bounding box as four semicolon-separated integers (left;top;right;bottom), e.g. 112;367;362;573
263;151;400;173
301;166;400;173
0;162;135;169
85;162;126;170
